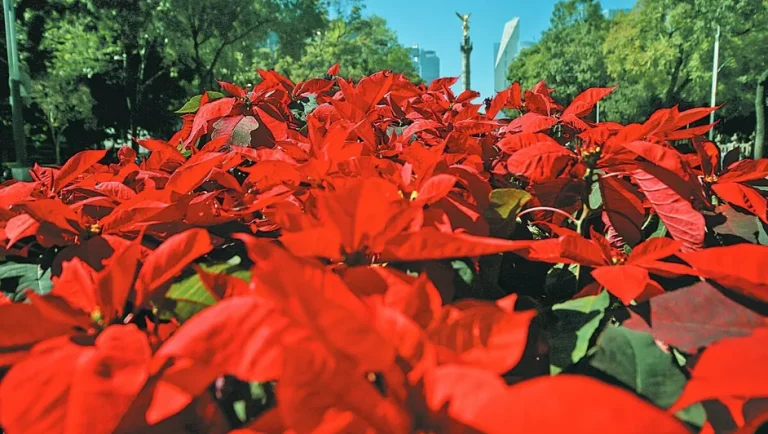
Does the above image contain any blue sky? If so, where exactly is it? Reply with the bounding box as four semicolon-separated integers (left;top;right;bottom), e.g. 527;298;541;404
364;0;636;98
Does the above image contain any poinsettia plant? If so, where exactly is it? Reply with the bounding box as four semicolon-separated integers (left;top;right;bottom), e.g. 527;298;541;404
1;63;768;434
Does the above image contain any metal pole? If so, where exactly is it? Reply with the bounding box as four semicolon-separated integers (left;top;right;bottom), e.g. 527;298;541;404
709;24;720;141
596;101;600;123
3;0;26;164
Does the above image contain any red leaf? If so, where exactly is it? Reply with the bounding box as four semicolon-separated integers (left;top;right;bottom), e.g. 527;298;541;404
486;82;522;119
137;138;185;161
194;265;250;300
217;80;246;98
326;63;340;76
53;150;107;192
428;77;459;92
0;303;75;366
632;168;705;251
402;119;443;138
244;242;396;371
165;153;228;195
278;225;345;261
623;281;768;353
505;112;558;134
628;237;683;264
599;176;645;247
674;105;722;129
380;229;533;262
15;199;82;235
276;343;410;434
383;272;442;329
415;174;457;206
670;328;768;414
134;228;213;306
50;257;97;314
663;122;717;141
148;296;286;423
422;365;509;431
712;182;768;223
293;78;334;98
497;132;559;154
678;244;768;302
314;177;409;255
473;375;690;434
561;87;616;119
622;141;688;178
0;182;38;209
94;242;141;323
692;138;721;178
94;181;137;202
525;234;607;267
0;325;150;434
150;243;395;424
184;97;236;146
591;265;659;305
428;297;535;373
506;142;577;184
719;159;768;184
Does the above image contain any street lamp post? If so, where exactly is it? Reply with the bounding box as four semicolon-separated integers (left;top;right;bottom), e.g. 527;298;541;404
3;0;26;165
709;24;720;141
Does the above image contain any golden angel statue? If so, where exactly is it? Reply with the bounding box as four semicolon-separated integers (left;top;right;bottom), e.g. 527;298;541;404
456;12;471;38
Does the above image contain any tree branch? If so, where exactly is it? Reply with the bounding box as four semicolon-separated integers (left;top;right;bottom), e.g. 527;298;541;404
200;18;274;88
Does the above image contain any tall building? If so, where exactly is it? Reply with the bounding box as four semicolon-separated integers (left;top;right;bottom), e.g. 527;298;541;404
494;17;520;93
420;50;440;85
410;44;441;85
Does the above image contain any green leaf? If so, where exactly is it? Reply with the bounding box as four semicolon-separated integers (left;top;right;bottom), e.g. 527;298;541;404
588;326;686;407
163;257;249;322
233;381;273;424
175;91;226;114
488;188;532;220
486;188;532;237
586;326;707;428
588;180;602;210
642;213;668;239
0;261;53;301
450;259;475;286
548;290;610;374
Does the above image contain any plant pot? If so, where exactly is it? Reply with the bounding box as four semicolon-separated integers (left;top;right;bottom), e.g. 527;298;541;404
10;167;32;181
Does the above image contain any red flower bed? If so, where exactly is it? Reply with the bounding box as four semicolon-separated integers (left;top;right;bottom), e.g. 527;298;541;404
1;65;768;433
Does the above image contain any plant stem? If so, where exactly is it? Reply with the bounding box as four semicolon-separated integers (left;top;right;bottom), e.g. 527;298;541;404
517;206;579;224
573;166;597;287
575;167;596;237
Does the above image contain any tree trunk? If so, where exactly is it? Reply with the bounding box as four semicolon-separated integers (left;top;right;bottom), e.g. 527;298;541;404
754;69;768;160
47;114;61;165
52;128;61;165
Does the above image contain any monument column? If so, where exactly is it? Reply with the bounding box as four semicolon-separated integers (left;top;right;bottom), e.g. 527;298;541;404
457;13;473;92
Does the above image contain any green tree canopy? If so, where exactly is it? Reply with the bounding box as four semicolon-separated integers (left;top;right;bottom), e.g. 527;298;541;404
508;0;768;129
5;0;329;159
603;0;768;123
507;0;611;106
275;3;419;82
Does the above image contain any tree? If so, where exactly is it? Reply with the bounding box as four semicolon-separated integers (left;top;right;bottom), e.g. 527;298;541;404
20;3;117;162
162;0;327;90
507;0;611;107
275;3;419;82
755;69;768;158
12;0;327;156
603;0;768;124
